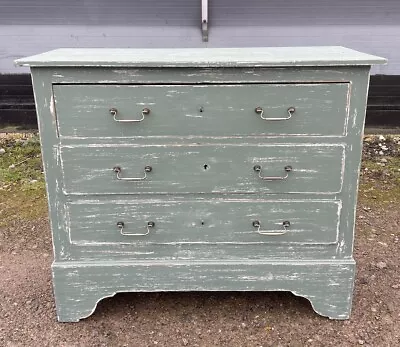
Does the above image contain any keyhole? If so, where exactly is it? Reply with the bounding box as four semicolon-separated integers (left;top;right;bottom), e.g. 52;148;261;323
201;221;205;226
203;164;209;170
199;106;204;112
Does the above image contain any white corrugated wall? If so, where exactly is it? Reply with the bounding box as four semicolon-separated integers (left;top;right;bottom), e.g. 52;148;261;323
1;0;398;74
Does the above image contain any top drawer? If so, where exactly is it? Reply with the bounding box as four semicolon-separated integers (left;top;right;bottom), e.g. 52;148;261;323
53;83;349;138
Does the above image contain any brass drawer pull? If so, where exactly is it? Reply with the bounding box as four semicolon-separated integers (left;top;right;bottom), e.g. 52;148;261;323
253;165;292;181
113;165;152;181
109;107;150;122
252;220;290;235
255;106;295;121
117;221;155;236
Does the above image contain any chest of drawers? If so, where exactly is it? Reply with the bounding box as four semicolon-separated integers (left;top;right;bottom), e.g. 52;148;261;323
16;47;386;322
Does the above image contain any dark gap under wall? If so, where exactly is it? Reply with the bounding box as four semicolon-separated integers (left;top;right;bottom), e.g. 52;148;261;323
0;74;399;130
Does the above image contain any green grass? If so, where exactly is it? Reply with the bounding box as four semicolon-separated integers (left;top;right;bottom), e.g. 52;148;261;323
0;135;47;226
359;156;400;207
0;136;43;184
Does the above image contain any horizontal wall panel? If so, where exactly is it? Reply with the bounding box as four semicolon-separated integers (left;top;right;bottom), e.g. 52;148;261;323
1;0;399;74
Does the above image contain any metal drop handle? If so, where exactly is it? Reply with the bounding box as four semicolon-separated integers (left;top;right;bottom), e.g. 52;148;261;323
113;165;152;181
253;165;292;181
253;220;290;236
109;107;150;122
117;221;155;236
255;106;295;121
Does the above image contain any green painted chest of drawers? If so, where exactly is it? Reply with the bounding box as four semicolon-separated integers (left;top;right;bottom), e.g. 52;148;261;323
16;47;386;322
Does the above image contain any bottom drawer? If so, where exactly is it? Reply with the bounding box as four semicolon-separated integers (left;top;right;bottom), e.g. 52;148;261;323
67;199;341;246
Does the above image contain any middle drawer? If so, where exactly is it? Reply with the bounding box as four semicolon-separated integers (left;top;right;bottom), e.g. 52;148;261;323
60;144;344;195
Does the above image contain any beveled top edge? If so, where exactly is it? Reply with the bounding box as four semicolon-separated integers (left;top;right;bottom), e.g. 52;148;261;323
15;46;387;68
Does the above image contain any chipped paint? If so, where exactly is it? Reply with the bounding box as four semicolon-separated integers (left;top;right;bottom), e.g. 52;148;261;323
51;260;356;321
59;143;346;196
66;199;342;247
49;94;56;119
52;83;350;138
25;54;378;322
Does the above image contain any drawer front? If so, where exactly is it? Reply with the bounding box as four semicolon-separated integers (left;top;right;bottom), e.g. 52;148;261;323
61;144;345;195
53;83;349;138
67;199;340;246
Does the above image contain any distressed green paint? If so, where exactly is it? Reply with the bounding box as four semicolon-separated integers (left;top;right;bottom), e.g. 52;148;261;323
17;47;385;322
67;199;341;246
61;144;345;195
15;46;386;67
53;260;356;322
53;83;350;137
